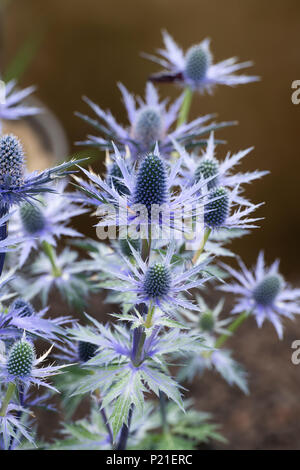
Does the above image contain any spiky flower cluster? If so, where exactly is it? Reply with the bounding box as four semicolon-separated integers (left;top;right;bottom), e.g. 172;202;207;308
204;187;229;228
253;275;282;307
7;339;35;378
20;202;46;234
0;135;24;188
143;263;172;298
184;44;212;83
199;311;215;332
195;158;219;189
132;107;163;150
133;153;168;211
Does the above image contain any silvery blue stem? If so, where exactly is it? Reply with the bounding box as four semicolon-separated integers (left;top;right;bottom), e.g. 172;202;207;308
0;207;8;277
116;406;133;450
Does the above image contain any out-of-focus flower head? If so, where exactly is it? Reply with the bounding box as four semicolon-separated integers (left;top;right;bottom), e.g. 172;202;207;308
9;180;87;266
146;31;259;94
220;252;300;339
13;248;96;311
0;334;68;391
98;240;212;315
0;134;86;212
76;82;234;160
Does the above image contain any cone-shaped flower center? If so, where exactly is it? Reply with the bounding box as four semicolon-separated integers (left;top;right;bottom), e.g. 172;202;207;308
199;311;215;332
119;237;141;258
184;44;212;83
133;107;163;150
195;158;219;190
7;339;35;378
204;186;229;228
20;201;46;234
12;298;35;317
253;275;282;307
133;153;168;213
107;163;130;196
143;263;171;298
0;134;25;188
78;341;98;362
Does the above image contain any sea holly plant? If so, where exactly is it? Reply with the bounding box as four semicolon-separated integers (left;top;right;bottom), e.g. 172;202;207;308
0;34;299;453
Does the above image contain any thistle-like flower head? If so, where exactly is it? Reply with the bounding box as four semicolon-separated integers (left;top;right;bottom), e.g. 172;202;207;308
204;187;229;228
73;143;218;240
220;252;300;339
176;133;268;207
143;263;172;298
133;153;168;212
199;311;215;332
0;134;87;211
0;134;25;189
76;82;233;159
98;240;212;313
147;31;259;94
20;201;46;234
7;338;35;378
9;180;87;266
195;157;219;190
132;106;164;150
253;275;283;307
184;43;212;83
0;333;69;389
78;341;98;363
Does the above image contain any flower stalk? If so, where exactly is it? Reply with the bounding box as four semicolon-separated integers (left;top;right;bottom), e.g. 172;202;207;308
41;241;62;278
177;87;193;127
0;382;16;417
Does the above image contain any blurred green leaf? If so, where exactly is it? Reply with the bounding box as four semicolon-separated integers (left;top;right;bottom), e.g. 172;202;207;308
4;29;44;82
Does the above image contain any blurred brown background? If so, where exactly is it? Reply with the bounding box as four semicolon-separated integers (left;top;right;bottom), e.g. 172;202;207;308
1;0;300;450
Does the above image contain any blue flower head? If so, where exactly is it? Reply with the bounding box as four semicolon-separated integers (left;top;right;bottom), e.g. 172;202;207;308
99;240;212;314
9;180;87;266
143;263;172;298
19;201;46;234
204;187;229;228
0;333;68;390
76;83;233;160
132;106;163;150
176;133;268;207
253;275;283;307
147;31;259;94
74;143;217;240
0;134;87;211
220;253;300;339
184;43;213;84
133;153;168;212
0;135;25;189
